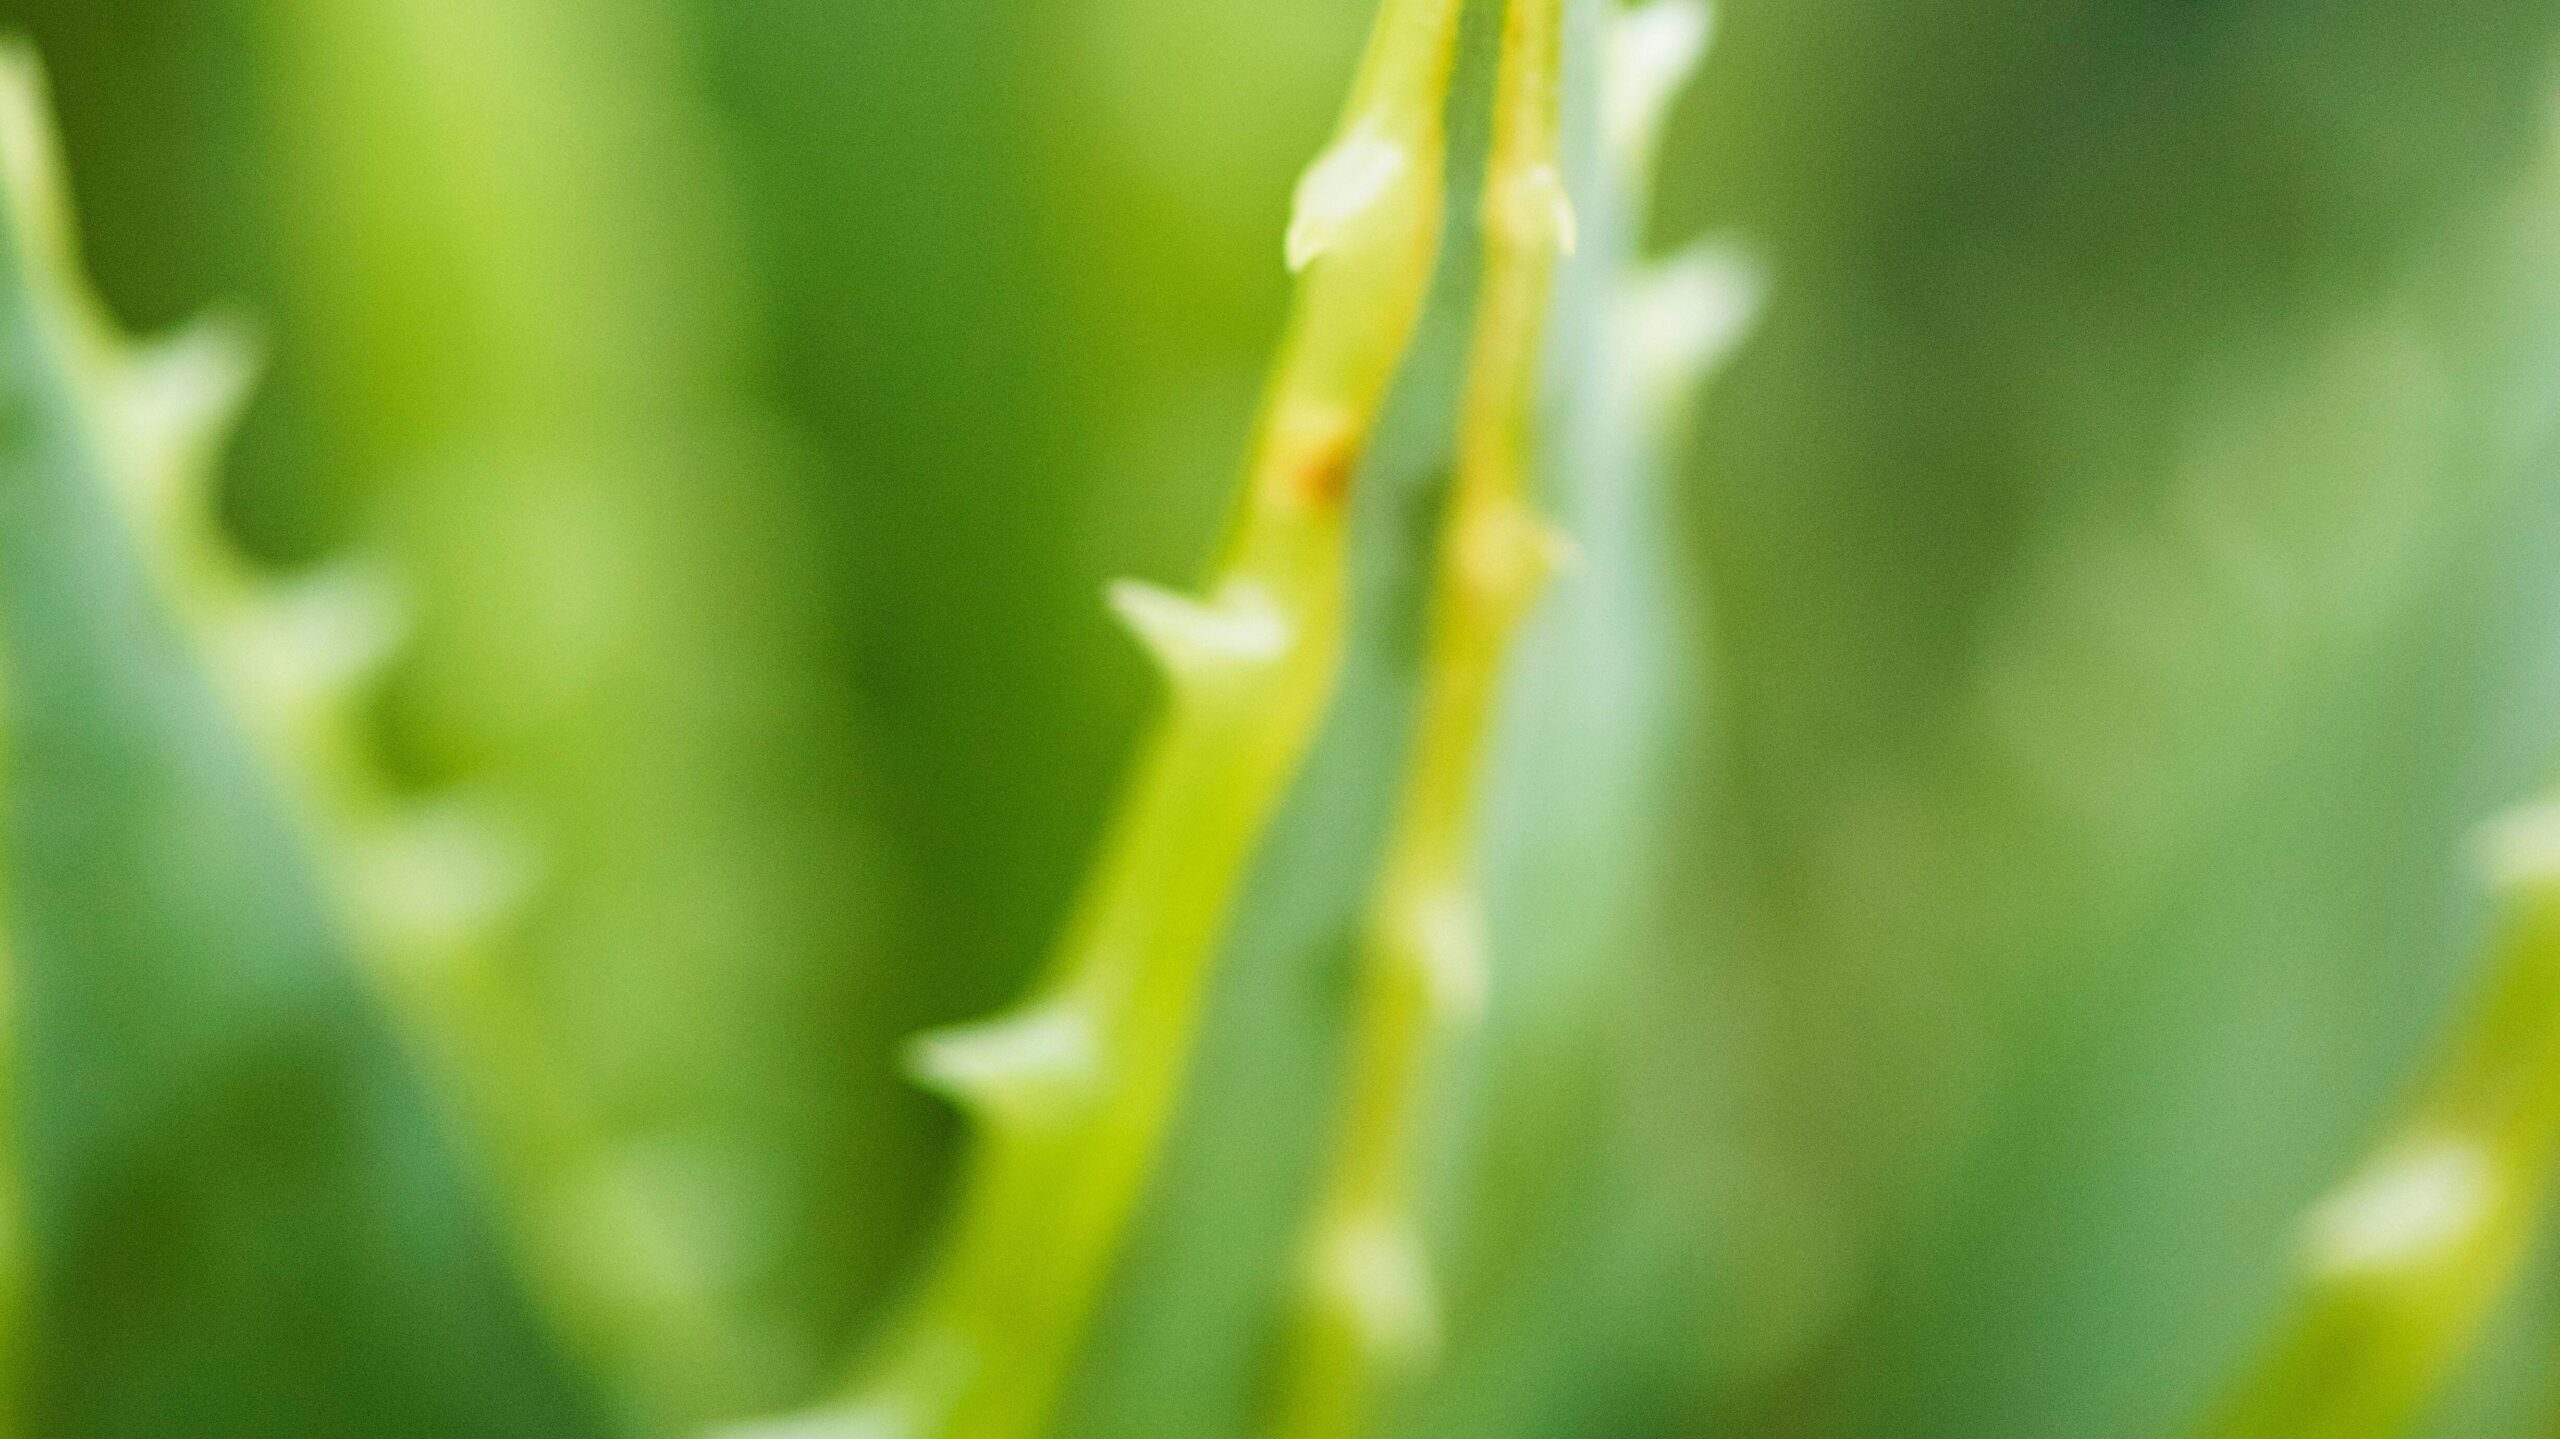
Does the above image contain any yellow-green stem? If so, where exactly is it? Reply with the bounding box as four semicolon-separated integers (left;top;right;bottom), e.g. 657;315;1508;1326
771;5;1468;1438
1268;3;1573;1436
2197;798;2560;1439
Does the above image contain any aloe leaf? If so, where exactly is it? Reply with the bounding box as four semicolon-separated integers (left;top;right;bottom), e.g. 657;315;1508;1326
1039;11;1510;1435
2193;795;2560;1439
1391;3;1761;1435
0;45;608;1439
1039;8;1755;1439
1267;2;1578;1434
722;4;1468;1438
1650;2;2560;1431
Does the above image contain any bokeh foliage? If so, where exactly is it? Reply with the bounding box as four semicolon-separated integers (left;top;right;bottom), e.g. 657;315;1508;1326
5;1;2560;1437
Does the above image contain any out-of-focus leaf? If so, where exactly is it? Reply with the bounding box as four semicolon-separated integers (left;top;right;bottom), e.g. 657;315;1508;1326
1399;3;1760;1435
1654;1;2560;1434
0;48;609;1439
690;0;1140;1045
2191;783;2560;1439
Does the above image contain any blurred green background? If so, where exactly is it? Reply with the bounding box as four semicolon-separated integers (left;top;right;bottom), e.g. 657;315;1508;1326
8;0;2560;1436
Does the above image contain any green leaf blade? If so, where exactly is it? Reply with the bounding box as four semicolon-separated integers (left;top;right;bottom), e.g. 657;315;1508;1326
0;48;612;1439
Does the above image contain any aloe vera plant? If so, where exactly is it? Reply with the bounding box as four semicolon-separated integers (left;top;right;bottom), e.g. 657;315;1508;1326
0;4;871;1431
10;0;2560;1437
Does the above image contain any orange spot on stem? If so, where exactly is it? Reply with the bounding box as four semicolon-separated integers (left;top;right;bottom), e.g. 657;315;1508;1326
1264;403;1362;511
1293;441;1358;508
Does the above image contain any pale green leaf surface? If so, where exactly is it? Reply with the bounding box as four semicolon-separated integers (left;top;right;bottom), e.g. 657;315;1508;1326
0;49;612;1439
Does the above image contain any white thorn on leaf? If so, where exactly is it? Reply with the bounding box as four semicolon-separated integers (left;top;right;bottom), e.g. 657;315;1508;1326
118;316;260;512
1621;240;1764;409
1456;498;1574;609
908;1003;1102;1119
2304;1137;2496;1279
1401;887;1490;1023
1108;577;1292;682
1287;125;1410;273
1493;164;1578;258
358;797;539;956
225;561;406;710
2481;800;2560;889
1606;0;1715;172
0;45;80;300
0;52;267;511
1316;1212;1441;1367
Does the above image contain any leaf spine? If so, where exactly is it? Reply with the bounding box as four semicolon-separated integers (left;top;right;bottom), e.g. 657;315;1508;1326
354;795;541;959
1269;2;1568;1433
2480;799;2560;888
1605;0;1715;180
1287;124;1414;273
2302;1137;2499;1280
1454;497;1575;616
1107;577;1294;686
1310;1210;1441;1369
1392;885;1490;1024
112;316;260;536
1490;163;1579;258
2196;788;2560;1436
905;1002;1103;1124
1620;241;1764;415
0;45;85;328
218;560;407;727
